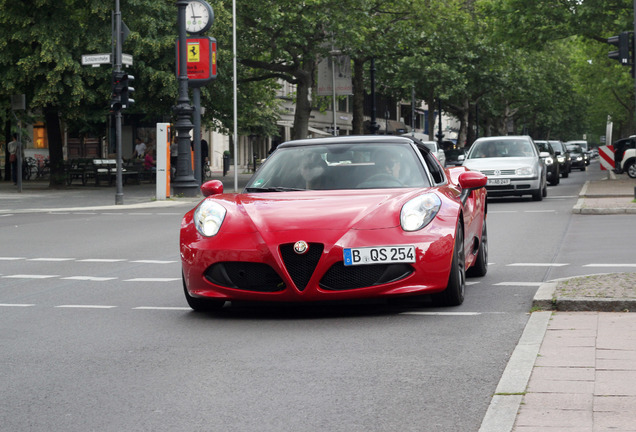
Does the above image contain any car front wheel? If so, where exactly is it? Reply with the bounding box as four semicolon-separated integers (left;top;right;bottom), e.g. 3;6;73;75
467;220;487;277
626;161;636;179
183;272;225;312
433;223;465;306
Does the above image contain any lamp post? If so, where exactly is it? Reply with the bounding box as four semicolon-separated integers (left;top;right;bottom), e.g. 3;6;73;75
435;98;444;148
369;58;379;134
173;0;199;197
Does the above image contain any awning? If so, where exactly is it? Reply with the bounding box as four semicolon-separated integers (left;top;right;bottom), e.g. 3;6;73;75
308;126;333;136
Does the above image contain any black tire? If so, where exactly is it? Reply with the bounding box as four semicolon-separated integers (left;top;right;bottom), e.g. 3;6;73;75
532;188;543;201
183;273;225;312
561;169;569;178
433;224;466;306
467;220;488;277
626;161;636;179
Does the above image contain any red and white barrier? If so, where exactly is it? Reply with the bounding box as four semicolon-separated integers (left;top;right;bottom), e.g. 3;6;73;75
598;145;615;171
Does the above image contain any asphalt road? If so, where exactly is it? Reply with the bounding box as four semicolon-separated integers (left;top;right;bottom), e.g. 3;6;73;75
1;161;630;432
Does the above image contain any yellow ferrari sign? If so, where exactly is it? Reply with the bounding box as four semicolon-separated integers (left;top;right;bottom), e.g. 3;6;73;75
187;42;200;63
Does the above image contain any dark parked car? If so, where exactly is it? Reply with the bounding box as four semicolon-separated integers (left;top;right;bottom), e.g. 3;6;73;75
548;140;570;178
535;140;560;185
566;143;586;171
444;148;467;167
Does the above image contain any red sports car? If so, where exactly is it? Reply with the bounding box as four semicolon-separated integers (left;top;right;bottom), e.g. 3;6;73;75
180;135;488;311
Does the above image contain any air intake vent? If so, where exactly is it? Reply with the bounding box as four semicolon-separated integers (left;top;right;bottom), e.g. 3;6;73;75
279;243;324;291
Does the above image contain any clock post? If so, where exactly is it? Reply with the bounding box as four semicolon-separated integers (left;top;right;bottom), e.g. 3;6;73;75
172;0;199;197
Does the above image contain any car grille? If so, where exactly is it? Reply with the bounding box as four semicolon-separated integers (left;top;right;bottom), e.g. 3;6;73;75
204;262;285;292
479;169;516;176
319;262;413;291
279;243;324;291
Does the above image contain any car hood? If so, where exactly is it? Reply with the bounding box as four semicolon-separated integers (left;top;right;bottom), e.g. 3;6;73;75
463;157;538;170
210;189;430;233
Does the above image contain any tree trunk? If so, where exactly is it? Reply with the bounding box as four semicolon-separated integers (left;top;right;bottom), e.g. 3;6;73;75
291;61;316;140
351;58;365;135
44;106;65;188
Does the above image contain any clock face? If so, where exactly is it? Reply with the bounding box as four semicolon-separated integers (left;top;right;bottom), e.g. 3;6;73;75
185;0;213;34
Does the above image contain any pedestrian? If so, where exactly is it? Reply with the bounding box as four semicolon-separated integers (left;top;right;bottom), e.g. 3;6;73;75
7;133;20;185
201;139;209;175
133;138;146;159
170;136;178;180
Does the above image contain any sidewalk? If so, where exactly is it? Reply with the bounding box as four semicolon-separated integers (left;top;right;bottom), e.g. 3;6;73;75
481;173;636;432
0;171;253;213
573;173;636;214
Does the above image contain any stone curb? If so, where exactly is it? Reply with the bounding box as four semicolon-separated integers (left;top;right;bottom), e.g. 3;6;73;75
532;281;636;312
478;311;552;432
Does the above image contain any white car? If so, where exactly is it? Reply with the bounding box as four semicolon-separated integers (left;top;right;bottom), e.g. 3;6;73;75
419;141;446;167
462;135;548;201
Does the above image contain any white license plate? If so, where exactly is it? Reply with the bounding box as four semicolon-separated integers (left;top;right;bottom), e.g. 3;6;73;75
487;178;510;185
343;246;416;266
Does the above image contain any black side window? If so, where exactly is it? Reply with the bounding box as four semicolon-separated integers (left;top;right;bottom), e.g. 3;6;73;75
420;149;445;184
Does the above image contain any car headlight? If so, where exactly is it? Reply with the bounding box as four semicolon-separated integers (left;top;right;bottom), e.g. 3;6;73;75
544;157;554;165
400;193;442;232
194;200;227;237
515;166;535;176
576;156;582;161
557;156;565;163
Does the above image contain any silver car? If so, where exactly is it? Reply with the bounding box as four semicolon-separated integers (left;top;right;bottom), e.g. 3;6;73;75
463;136;548;201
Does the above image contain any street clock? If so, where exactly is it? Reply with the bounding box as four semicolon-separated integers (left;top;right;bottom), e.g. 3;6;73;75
185;0;214;34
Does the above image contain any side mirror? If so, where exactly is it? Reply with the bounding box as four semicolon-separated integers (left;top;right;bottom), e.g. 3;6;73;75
554;151;561;156
201;180;224;197
539;151;551;158
458;171;487;205
458;154;465;161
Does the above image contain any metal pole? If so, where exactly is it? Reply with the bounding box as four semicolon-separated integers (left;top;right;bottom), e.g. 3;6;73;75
114;0;124;204
411;85;415;137
331;51;337;136
232;0;238;192
370;58;377;134
17;118;22;192
173;0;198;197
193;87;202;185
633;0;636;138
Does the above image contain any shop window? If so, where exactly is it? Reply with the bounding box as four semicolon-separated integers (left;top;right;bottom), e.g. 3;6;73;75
34;123;47;148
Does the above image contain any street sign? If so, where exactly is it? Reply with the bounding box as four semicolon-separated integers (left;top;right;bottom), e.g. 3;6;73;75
82;54;111;66
81;53;133;67
175;37;217;87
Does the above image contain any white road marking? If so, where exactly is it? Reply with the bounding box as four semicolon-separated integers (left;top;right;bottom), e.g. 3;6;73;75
78;259;127;263
131;260;177;264
507;263;569;267
133;306;191;311
61;276;118;281
3;274;59;279
0;257;25;261
123;278;180;282
584;263;636;267
401;312;482;316
494;282;544;286
525;210;556;213
55;305;117;309
28;258;75;262
0;303;34;307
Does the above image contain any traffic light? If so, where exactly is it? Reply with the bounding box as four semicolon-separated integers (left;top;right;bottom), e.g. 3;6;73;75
608;32;632;66
110;71;134;111
120;74;135;109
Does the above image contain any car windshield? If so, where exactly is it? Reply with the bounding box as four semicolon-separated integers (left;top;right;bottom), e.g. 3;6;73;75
245;143;431;191
467;139;536;159
421;142;438;152
567;144;582;153
535;141;549;152
548;141;564;152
